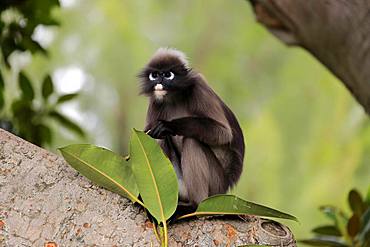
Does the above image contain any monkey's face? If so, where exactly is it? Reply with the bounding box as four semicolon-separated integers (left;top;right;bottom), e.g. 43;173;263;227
139;49;196;102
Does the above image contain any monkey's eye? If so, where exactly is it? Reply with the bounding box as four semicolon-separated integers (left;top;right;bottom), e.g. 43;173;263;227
164;71;175;80
149;72;159;81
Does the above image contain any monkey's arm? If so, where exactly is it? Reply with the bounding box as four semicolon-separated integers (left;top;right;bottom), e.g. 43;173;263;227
150;117;232;145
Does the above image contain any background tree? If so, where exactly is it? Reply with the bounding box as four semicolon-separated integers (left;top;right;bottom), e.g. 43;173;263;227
0;0;84;146
248;0;370;114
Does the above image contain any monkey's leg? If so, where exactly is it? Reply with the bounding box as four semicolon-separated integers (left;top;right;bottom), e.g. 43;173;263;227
181;138;228;205
163;137;189;203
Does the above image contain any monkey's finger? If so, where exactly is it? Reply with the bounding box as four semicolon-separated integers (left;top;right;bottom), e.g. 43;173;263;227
149;126;160;138
160;128;174;137
155;121;165;129
154;127;169;139
158;127;174;139
166;127;175;136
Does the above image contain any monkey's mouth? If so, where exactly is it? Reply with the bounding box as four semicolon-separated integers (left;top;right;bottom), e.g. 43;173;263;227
154;84;167;99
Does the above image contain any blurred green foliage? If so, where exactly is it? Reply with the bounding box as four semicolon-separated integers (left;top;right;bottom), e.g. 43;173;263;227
0;0;59;66
3;0;369;240
0;0;84;146
301;188;370;247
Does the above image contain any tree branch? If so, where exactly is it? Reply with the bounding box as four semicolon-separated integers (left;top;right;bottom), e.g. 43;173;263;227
249;0;370;114
0;129;296;246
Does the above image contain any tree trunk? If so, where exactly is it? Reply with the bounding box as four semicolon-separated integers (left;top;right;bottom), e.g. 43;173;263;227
0;129;296;246
248;0;370;114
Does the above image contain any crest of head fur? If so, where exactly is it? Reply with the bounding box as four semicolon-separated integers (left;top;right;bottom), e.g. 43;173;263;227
150;47;190;69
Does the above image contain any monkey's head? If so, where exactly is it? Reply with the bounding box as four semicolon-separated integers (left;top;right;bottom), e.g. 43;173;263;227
139;48;196;102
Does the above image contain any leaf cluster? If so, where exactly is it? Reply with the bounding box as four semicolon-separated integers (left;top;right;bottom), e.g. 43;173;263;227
60;129;297;247
301;188;370;247
0;0;60;66
3;71;84;146
0;0;84;146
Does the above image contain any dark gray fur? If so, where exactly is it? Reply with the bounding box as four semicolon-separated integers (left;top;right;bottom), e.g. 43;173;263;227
139;48;245;206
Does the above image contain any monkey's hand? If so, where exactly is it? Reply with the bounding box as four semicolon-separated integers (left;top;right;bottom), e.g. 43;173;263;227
147;120;175;139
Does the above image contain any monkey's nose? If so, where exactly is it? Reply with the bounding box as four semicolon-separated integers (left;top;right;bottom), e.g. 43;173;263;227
153;83;167;99
154;84;164;91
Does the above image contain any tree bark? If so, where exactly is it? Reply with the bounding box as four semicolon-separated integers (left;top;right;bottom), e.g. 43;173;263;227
0;129;295;246
248;0;370;114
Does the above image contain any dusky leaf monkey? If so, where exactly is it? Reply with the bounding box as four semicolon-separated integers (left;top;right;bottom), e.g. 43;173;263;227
139;48;245;206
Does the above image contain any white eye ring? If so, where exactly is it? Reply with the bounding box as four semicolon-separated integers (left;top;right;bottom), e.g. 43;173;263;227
149;72;157;81
165;71;175;80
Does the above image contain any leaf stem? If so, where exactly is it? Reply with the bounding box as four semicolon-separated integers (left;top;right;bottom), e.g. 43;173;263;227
152;223;161;243
159;225;164;246
176;212;197;220
163;221;168;247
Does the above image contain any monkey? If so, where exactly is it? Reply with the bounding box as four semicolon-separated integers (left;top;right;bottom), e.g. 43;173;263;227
138;47;245;206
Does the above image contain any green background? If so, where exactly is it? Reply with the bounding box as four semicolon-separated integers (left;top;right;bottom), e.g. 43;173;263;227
21;0;370;239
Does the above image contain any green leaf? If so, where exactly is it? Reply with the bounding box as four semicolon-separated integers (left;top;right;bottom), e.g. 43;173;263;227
49;111;85;137
1;36;21;67
366;185;370;205
20;0;60;25
178;195;298;222
11;99;35;126
20;36;47;55
320;206;339;222
0;92;4;111
35;124;52;146
319;206;348;237
129;129;178;223
42;75;54;100
0;70;4;89
18;72;35;101
59;144;142;206
348;189;365;216
57;93;79;104
299;238;349;247
312;225;342;237
11;99;32;116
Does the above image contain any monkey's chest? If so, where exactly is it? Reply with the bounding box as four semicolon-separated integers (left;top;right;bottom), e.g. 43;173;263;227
163;105;190;121
160;106;190;154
